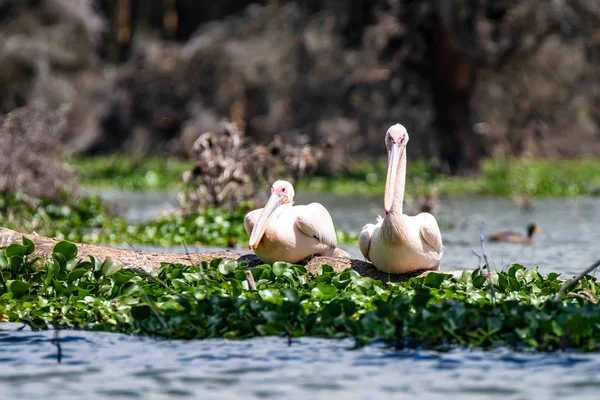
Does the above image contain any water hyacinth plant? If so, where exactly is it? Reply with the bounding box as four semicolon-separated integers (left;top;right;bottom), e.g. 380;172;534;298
1;238;599;351
0;191;357;247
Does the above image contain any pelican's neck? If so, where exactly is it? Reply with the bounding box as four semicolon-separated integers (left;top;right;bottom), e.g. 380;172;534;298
388;149;407;217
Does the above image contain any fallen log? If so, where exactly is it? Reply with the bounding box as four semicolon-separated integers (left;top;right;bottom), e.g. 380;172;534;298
0;227;464;282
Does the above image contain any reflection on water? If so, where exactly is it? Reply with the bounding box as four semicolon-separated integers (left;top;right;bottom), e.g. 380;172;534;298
2;323;600;400
99;188;600;277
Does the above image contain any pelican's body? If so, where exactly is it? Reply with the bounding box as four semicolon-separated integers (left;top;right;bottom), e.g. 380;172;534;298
245;181;348;264
359;124;443;273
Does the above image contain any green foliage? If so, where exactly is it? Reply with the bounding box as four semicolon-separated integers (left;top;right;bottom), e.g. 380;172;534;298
2;238;600;351
299;158;600;197
69;155;193;191
0;191;357;246
70;155;600;198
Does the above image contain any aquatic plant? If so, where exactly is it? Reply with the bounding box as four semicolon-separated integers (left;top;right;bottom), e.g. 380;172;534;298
0;191;358;247
1;238;599;351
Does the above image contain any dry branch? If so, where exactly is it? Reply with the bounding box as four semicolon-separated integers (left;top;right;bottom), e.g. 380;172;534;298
554;259;600;302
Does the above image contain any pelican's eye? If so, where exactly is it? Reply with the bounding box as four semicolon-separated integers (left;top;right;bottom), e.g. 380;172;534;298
386;133;394;148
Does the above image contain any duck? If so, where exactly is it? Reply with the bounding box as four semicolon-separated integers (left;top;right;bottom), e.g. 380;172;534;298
488;223;541;243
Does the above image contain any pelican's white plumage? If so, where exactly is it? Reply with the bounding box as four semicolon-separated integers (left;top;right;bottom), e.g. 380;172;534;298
245;180;349;264
359;124;443;273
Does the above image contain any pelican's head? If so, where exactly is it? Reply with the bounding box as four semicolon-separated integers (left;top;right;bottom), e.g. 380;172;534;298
248;180;295;249
384;124;409;214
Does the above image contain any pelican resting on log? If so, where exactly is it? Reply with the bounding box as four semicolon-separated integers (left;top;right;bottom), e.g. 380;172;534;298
359;124;443;274
245;180;350;264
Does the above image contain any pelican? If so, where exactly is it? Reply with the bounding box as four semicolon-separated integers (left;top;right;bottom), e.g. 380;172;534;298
359;124;443;273
245;180;350;264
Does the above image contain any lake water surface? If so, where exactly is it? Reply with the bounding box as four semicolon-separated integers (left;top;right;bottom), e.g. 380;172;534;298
2;323;600;400
3;191;599;399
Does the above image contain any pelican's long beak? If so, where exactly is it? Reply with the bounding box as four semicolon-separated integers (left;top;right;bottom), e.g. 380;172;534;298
384;143;404;214
248;193;286;249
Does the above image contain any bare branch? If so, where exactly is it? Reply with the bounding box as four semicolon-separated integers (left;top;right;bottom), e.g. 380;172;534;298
472;222;496;303
244;269;257;290
554;259;600;302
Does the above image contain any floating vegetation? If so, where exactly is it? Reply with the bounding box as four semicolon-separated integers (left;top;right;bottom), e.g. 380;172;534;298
1;238;599;351
0;191;357;247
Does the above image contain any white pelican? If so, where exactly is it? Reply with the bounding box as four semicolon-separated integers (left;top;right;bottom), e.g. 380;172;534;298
245;180;350;264
359;124;443;273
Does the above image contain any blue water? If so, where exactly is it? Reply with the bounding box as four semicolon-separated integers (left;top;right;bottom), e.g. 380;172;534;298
2;323;600;400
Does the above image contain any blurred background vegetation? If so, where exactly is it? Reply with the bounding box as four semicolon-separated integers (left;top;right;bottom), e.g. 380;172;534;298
1;0;600;245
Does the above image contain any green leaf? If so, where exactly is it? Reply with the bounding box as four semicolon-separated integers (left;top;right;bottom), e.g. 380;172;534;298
424;272;448;289
218;260;237;275
0;255;7;271
411;288;432;307
9;281;29;296
319;265;334;275
65;258;80;272
259;288;283;300
472;275;487;289
9;256;23;275
498;273;509;290
272;262;290;277
22;237;35;256
508;264;525;279
112;270;132;287
547;272;560;281
6;244;28;258
311;283;338;300
101;258;121;277
67;269;87;283
210;258;223;270
353;277;373;290
52;253;67;271
53;241;78;260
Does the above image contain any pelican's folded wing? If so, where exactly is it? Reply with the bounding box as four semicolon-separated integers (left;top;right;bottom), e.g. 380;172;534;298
295;203;338;247
419;213;443;254
358;224;375;261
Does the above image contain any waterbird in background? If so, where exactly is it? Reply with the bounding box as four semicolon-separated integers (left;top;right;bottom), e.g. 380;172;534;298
245;180;350;264
488;223;541;243
359;124;443;273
